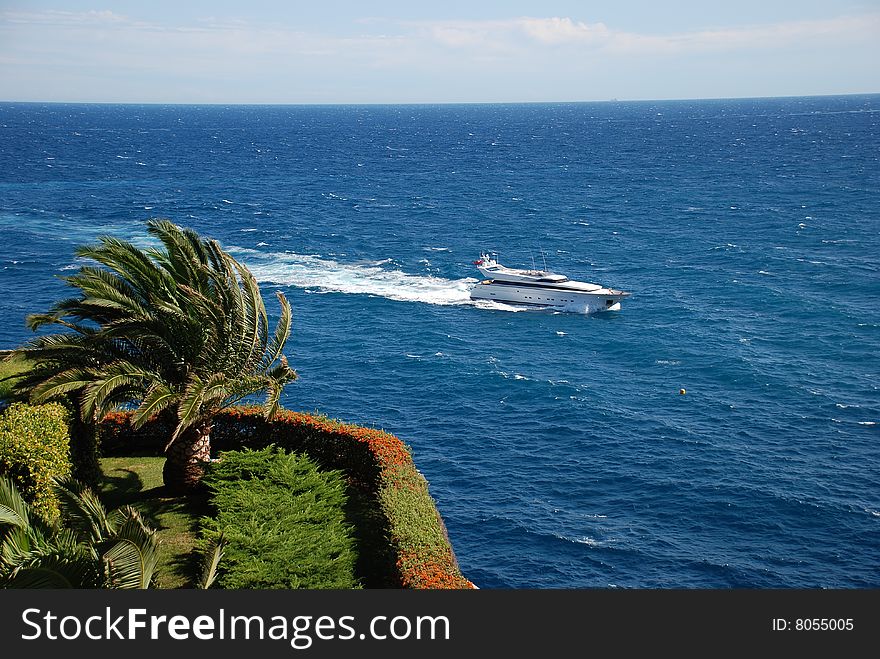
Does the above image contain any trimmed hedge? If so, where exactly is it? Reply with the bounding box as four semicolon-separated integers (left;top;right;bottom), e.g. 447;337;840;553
0;402;72;520
201;446;360;589
64;411;101;489
98;407;474;589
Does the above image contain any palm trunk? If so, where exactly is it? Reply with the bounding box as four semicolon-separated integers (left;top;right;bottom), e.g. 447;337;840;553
163;422;212;494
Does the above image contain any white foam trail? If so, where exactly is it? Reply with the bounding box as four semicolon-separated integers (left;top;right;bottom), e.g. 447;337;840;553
471;299;529;313
228;246;477;306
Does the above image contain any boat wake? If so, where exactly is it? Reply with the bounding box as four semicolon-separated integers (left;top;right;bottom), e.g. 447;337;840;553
227;246;477;306
228;247;608;313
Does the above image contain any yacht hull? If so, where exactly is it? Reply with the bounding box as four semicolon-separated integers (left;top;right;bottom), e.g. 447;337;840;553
469;280;629;312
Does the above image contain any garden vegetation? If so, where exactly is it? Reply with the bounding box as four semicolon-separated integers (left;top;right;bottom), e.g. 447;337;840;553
0;402;71;521
0;220;472;589
200;446;359;589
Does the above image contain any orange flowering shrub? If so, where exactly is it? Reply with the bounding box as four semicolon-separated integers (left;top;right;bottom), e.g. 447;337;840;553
97;406;475;589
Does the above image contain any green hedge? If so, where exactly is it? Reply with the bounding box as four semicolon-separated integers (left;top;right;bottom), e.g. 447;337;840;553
66;413;101;489
200;446;360;589
98;407;474;589
0;402;72;520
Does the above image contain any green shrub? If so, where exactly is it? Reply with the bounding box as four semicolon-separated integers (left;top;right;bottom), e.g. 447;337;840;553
63;408;101;488
200;446;360;589
0;402;72;520
1;353;100;488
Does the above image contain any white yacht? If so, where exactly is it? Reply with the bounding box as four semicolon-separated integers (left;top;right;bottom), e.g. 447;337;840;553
469;252;631;312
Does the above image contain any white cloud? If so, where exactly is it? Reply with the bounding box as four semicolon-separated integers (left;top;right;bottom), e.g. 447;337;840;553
517;17;611;44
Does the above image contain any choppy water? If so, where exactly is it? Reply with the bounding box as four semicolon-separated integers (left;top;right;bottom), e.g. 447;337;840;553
1;97;878;587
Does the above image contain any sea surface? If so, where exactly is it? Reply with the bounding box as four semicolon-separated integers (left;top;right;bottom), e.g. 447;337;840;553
0;97;878;588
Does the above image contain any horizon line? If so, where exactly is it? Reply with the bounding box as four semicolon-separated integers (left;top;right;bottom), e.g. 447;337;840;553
1;91;878;108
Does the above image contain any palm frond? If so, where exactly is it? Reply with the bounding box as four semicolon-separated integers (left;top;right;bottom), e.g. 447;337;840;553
0;504;28;532
148;219;210;292
77;236;174;302
53;479;115;545
2;559;99;589
200;373;232;409
233;260;268;371
196;532;226;589
26;310;91;333
262;380;284;420
168;375;209;448
28;367;93;405
131;383;178;428
18;331;99;354
0;477;31;532
102;507;160;589
79;361;156;420
67;265;143;304
261;290;293;369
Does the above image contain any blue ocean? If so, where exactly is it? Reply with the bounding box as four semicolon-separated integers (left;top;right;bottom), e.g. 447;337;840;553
0;97;878;588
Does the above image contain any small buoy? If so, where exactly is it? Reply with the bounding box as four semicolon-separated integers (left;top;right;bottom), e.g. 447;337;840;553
679;388;686;395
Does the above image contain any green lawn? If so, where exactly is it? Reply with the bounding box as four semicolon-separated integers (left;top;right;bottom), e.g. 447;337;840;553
99;456;209;589
0;352;29;401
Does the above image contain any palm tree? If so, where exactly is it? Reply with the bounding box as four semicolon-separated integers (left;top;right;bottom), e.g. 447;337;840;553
7;220;297;492
0;475;159;588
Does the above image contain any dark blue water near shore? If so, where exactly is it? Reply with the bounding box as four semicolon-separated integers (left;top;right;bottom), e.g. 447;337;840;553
1;97;878;588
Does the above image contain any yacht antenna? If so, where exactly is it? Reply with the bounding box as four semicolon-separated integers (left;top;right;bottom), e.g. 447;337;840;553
529;249;536;271
540;248;548;272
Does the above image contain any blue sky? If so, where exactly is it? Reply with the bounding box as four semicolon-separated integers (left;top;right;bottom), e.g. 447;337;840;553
1;1;878;103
